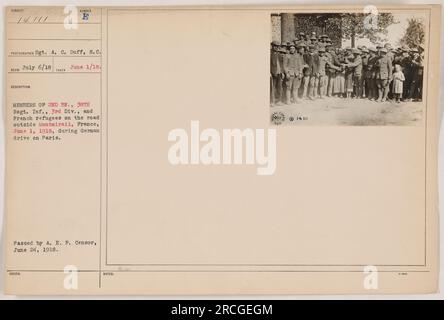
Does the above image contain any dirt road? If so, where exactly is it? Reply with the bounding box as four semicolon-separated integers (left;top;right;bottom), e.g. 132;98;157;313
270;97;424;126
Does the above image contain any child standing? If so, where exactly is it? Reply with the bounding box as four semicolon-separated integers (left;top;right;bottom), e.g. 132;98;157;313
392;64;405;103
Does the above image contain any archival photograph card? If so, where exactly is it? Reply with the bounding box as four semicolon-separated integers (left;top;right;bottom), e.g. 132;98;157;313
4;5;441;295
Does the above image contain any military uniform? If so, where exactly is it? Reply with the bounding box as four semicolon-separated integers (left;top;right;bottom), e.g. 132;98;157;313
386;48;395;64
384;45;395;99
317;48;332;98
399;48;412;98
407;49;423;101
365;50;378;100
308;48;320;99
283;45;305;104
309;36;317;47
375;48;393;102
361;49;369;97
270;42;283;104
324;47;339;97
344;51;354;96
347;49;363;98
302;48;312;99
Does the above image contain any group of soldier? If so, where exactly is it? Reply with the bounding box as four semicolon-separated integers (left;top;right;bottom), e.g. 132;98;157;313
270;32;424;106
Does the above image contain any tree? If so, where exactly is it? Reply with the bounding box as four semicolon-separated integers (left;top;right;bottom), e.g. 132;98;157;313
333;13;397;47
294;14;344;48
399;18;425;49
293;13;396;48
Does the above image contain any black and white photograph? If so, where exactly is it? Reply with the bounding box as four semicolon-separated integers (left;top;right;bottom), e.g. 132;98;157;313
270;11;428;125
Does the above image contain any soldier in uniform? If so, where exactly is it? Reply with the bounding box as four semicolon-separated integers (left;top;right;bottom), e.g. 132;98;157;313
318;35;327;48
365;47;378;100
317;47;340;99
310;35;317;46
317;47;329;99
296;43;309;98
333;48;347;97
301;43;312;99
376;44;382;56
298;32;305;43
375;48;393;102
283;43;305;104
406;48;423;101
384;43;395;100
270;41;283;105
308;44;320;99
347;48;363;98
399;46;412;99
278;43;288;99
360;48;369;98
416;45;425;101
385;43;395;63
325;43;340;97
325;38;333;48
343;47;354;98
